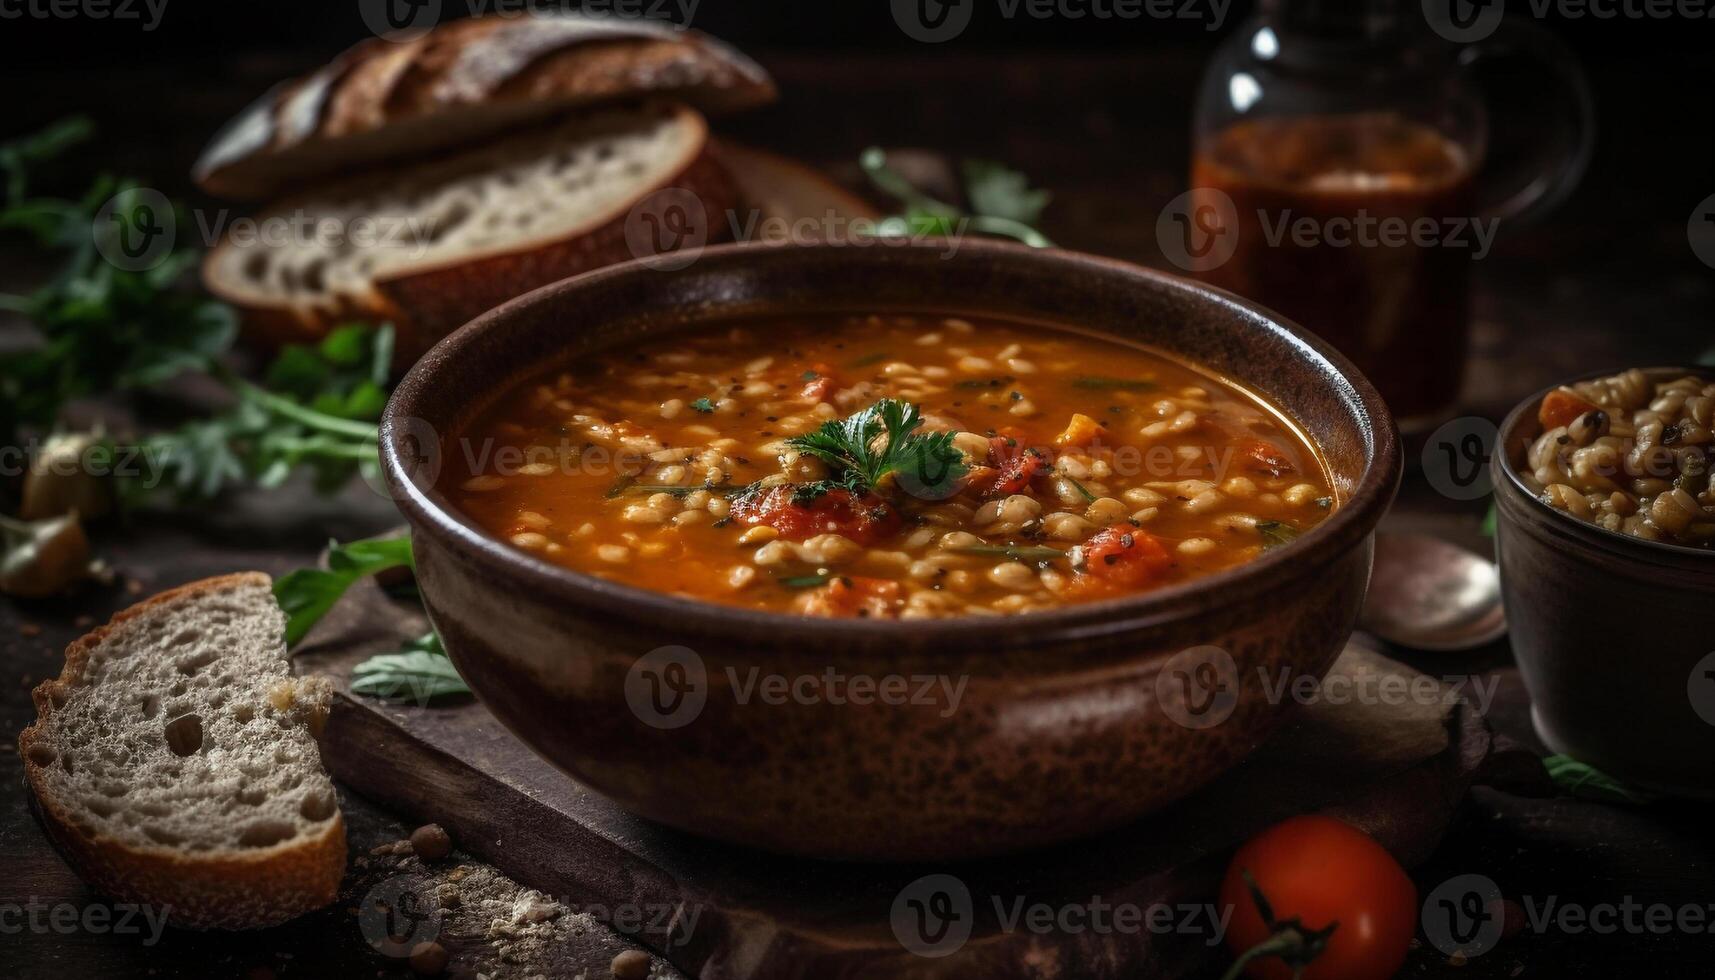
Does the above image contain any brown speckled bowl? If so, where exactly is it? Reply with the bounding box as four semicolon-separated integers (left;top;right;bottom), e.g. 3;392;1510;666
380;241;1400;860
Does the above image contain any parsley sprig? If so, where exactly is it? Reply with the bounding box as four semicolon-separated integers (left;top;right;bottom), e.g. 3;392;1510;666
786;398;966;497
860;148;1054;247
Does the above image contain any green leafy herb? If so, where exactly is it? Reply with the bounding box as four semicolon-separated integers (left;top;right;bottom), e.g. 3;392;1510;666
1543;754;1654;805
1070;376;1156;391
350;632;470;702
801;370;819;381
848;352;890;368
951;544;1066;563
787;398;966;494
689;397;715;413
1314;496;1334;510
779;573;832;589
963;159;1052;227
859;147;1054;248
273;535;414;647
1255;521;1301;550
1479;503;1497;537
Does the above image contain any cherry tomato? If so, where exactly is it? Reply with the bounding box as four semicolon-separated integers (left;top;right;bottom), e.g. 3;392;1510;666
1082;524;1172;588
730;485;899;545
1219;815;1417;980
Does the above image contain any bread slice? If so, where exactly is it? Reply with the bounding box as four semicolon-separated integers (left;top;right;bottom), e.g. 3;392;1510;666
201;102;738;363
18;573;346;931
194;12;775;200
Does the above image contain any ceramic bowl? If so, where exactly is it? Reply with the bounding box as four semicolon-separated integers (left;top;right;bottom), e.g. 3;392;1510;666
1492;367;1715;797
380;240;1400;860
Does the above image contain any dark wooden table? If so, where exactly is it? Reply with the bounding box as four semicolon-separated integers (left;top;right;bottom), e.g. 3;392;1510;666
3;48;1712;978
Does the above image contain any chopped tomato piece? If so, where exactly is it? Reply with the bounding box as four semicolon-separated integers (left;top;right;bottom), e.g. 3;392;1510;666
801;576;902;618
1240;439;1295;477
1082;524;1173;588
800;362;839;402
985;436;1047;496
1054;413;1107;448
1538;388;1598;430
729;485;899;545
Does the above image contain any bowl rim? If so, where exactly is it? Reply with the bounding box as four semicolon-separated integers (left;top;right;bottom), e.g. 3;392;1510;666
1494;365;1715;562
381;239;1402;644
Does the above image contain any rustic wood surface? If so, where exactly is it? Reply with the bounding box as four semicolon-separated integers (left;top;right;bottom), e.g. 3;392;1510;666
3;48;1713;978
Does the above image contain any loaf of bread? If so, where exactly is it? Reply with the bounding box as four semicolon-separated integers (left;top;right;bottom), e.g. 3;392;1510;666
19;573;347;930
201;102;738;362
194;13;774;200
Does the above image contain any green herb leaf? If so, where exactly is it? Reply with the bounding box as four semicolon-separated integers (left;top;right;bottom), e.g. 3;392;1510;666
274;536;415;647
786;398;966;494
689;397;715;413
1543;754;1655;805
1070;376;1156;391
848;352;890;368
350;632;471;702
963;159;1052;227
1255;521;1301;550
779;573;832;589
951;544;1067;563
1479;503;1497;537
1062;475;1098;503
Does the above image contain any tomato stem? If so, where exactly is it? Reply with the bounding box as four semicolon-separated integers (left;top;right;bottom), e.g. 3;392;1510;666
1218;869;1339;980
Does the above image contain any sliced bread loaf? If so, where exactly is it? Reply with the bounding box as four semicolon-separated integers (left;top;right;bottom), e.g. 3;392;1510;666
201;102;736;363
19;573;346;931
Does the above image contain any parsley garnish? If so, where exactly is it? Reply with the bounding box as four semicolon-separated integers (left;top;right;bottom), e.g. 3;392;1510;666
1255;520;1302;550
689;397;715;413
786;398;966;495
1070;376;1156;391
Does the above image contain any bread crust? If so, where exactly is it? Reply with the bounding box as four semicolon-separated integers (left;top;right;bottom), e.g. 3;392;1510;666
18;573;348;931
195;13;775;200
202;106;740;366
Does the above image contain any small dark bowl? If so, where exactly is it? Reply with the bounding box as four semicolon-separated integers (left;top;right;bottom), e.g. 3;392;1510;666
380;240;1400;860
1493;367;1715;797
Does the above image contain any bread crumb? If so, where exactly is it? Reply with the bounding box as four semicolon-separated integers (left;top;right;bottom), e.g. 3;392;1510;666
267;678;297;712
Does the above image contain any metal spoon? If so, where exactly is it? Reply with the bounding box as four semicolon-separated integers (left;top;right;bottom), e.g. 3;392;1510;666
1360;533;1507;651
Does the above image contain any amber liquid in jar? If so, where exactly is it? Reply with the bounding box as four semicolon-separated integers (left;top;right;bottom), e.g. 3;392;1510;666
1192;113;1476;430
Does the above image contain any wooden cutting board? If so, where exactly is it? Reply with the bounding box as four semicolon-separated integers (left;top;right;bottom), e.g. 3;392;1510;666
294;579;1491;980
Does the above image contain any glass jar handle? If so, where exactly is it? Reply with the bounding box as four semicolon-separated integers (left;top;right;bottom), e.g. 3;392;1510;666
1458;21;1595;224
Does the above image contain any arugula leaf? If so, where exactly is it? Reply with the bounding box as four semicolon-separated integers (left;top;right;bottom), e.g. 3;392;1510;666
860;147;1053;248
1543;754;1655;805
1255;521;1301;550
274;535;414;647
963;159;1052;227
787;398;966;494
350;632;470;703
